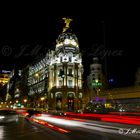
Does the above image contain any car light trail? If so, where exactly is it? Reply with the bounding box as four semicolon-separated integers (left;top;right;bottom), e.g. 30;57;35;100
33;114;122;135
101;117;140;126
34;114;81;126
26;117;71;133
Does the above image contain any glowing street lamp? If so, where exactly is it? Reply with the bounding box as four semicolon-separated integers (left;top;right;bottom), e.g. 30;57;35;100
40;97;45;109
95;79;99;83
35;73;39;77
40;97;45;101
23;99;27;103
23;99;27;107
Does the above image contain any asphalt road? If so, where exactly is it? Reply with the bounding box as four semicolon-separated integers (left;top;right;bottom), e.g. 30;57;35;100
0;115;140;140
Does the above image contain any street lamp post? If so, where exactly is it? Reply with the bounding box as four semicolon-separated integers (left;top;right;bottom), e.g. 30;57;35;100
40;97;45;110
23;99;27;108
92;79;102;101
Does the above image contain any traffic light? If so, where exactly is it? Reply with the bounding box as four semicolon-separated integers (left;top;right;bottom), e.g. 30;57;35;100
58;69;65;78
92;79;102;87
17;103;21;107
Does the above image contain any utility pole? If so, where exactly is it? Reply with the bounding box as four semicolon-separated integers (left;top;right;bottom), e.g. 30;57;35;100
102;20;108;88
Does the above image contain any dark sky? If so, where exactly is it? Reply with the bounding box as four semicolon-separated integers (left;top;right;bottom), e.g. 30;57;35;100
0;11;139;87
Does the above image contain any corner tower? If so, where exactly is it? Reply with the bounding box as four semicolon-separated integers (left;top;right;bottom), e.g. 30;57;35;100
48;18;83;111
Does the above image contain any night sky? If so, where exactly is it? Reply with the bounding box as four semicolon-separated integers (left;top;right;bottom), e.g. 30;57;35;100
0;11;139;87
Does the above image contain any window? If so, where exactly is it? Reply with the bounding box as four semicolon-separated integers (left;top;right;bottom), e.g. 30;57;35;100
92;78;95;80
59;69;64;78
69;57;71;62
60;57;62;62
68;80;73;87
51;93;53;99
59;80;63;86
68;68;72;75
79;93;82;98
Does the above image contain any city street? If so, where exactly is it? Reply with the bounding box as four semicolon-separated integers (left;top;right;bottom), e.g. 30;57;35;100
0;114;140;140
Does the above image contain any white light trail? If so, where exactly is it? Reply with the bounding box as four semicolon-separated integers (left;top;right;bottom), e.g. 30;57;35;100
34;114;81;127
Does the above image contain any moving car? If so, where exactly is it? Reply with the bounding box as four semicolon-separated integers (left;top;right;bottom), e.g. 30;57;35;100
0;109;19;124
26;109;41;118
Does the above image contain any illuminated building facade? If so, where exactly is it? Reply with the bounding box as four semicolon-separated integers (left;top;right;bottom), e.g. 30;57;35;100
87;57;103;88
27;54;49;108
0;70;10;86
87;57;104;98
6;69;21;101
0;70;10;102
47;18;84;111
100;86;140;112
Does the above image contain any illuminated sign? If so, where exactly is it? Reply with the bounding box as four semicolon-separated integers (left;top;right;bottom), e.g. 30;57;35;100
64;46;76;50
1;70;11;73
92;82;102;87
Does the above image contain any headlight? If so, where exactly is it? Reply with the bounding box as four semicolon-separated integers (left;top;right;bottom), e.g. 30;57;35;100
0;116;5;119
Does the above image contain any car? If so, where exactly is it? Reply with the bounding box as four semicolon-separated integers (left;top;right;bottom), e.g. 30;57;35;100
0;109;19;124
26;109;41;118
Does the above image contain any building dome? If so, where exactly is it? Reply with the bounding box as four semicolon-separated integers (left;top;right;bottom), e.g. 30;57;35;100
56;32;79;48
55;18;79;54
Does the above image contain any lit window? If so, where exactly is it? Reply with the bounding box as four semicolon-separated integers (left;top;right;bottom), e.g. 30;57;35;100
68;69;72;75
51;93;53;99
59;80;63;86
64;39;70;44
60;57;62;62
79;93;82;98
69;57;72;62
68;80;73;87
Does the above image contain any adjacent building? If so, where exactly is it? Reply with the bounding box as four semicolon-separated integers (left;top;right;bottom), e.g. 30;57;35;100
6;68;21;98
27;54;49;108
0;70;10;87
87;57;105;99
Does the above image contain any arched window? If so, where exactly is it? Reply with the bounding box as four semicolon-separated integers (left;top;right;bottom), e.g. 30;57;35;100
79;93;82;98
67;92;75;98
55;92;62;98
51;93;53;99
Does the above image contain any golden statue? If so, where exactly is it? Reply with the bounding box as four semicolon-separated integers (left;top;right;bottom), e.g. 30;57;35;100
62;17;73;32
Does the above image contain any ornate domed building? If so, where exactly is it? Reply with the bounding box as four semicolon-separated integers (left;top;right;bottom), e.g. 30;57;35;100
48;18;84;111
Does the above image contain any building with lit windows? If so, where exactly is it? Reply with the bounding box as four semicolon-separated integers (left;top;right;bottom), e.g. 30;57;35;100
0;70;11;102
47;18;84;111
98;86;140;112
87;57;103;88
27;54;49;108
26;18;84;111
87;57;105;99
0;70;10;86
6;68;21;101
